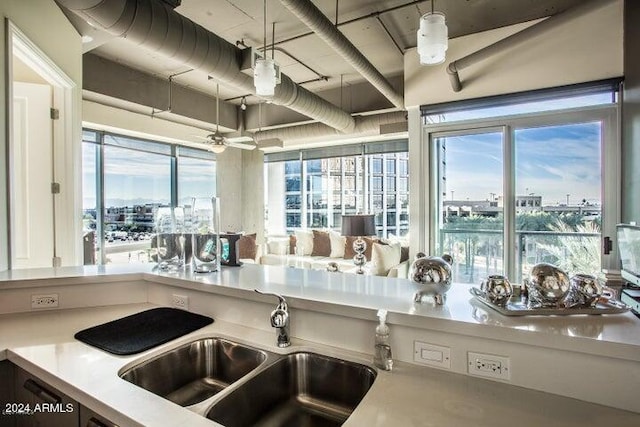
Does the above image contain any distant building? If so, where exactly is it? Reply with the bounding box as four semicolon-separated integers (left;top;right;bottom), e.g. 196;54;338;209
443;195;600;219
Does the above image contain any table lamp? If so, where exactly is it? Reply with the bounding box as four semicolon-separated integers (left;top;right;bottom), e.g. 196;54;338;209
341;214;376;274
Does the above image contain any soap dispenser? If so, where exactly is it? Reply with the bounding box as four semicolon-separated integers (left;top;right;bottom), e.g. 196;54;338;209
373;309;393;371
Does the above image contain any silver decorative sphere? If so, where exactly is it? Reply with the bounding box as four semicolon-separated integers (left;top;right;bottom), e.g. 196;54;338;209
409;255;452;305
480;275;513;306
525;263;570;308
326;262;340;273
566;274;602;308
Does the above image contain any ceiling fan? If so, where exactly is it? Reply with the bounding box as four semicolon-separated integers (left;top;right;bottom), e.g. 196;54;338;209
194;83;256;153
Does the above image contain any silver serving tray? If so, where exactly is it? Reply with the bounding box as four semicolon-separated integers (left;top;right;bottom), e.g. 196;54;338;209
469;287;630;316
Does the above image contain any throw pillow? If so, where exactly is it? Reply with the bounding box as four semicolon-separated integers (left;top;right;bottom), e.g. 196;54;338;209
344;236;377;261
294;229;314;256
311;230;331;257
289;234;297;255
329;230;346;258
238;233;257;260
400;246;410;263
370;242;401;276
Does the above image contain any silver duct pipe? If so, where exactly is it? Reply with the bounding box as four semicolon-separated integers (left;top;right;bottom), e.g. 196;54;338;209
56;0;356;133
279;0;404;109
447;0;616;92
253;111;406;143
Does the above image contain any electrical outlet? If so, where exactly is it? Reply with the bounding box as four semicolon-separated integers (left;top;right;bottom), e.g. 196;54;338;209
172;294;189;310
31;294;59;309
468;351;510;381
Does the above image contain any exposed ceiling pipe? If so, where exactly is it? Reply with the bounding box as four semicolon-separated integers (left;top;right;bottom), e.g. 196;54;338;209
253;111;407;144
55;0;356;133
279;0;404;109
447;0;616;92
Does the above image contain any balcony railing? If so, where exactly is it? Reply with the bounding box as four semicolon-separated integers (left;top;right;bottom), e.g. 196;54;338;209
438;228;600;284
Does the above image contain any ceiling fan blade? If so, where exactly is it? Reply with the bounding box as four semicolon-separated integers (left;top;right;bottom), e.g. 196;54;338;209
226;141;256;150
192;134;212;141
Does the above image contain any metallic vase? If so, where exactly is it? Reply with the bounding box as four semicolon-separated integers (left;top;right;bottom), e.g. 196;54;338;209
524;263;570;308
480;275;513;306
409;255;452;305
565;273;602;308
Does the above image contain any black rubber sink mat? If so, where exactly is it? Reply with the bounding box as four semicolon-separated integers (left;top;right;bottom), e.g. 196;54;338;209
74;307;214;355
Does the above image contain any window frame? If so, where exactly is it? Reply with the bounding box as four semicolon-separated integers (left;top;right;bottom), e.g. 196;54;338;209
82;128;216;265
424;103;619;280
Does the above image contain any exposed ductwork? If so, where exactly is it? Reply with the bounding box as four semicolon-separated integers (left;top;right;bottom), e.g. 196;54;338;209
56;0;356;133
253;111;406;144
279;0;404;110
447;0;616;92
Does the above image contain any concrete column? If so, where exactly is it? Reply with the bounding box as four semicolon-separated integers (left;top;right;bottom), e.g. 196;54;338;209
623;0;640;223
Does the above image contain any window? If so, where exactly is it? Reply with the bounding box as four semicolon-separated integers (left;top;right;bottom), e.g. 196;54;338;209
82;129;216;265
264;142;409;238
426;82;619;283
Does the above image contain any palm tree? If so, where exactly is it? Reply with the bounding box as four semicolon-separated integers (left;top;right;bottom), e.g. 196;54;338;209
538;220;601;278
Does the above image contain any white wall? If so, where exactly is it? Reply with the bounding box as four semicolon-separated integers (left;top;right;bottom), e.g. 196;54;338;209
404;0;623;108
0;0;83;270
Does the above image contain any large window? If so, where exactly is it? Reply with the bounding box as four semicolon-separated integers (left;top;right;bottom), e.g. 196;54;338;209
426;81;620;283
265;141;409;238
82;130;216;265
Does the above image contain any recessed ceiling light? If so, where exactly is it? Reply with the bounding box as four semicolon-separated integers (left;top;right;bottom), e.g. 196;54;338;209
81;35;94;44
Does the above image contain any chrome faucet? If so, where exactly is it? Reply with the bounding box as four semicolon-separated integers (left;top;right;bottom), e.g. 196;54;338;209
255;290;290;347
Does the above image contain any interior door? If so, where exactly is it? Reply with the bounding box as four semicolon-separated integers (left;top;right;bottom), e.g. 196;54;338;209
11;82;54;269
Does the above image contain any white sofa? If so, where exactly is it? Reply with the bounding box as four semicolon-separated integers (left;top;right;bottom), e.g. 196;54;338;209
259;233;409;278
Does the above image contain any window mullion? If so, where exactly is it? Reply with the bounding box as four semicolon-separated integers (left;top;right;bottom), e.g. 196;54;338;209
171;145;178;208
503;125;516;282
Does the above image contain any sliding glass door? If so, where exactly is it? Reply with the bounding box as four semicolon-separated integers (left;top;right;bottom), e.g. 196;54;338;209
429;106;617;284
433;129;505;283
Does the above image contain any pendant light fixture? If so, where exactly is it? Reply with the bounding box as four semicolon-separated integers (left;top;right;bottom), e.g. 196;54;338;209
254;0;278;97
417;0;448;65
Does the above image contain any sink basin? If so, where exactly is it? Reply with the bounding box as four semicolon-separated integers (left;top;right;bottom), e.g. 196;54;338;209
206;352;376;427
120;338;267;406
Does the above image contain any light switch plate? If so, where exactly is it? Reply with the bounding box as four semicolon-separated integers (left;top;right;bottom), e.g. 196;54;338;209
413;341;450;369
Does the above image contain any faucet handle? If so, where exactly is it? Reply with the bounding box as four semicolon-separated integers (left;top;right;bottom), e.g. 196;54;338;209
270;308;289;328
254;289;288;310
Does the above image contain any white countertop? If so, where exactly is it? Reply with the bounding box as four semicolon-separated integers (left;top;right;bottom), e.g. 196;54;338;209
3;263;640;362
2;304;639;427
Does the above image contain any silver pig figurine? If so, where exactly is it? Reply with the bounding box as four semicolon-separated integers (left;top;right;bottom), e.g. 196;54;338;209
409;254;453;305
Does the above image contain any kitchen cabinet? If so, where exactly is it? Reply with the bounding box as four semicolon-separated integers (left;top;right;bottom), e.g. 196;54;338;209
0;361;16;427
79;405;118;427
13;366;78;427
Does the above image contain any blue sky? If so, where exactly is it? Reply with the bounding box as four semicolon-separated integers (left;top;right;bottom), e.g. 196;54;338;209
82;145;215;208
442;122;601;205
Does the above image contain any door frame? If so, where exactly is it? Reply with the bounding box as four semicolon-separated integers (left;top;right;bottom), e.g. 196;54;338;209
424;104;620;281
5;19;79;268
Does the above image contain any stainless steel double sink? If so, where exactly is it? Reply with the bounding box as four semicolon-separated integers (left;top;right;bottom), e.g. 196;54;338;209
119;338;377;426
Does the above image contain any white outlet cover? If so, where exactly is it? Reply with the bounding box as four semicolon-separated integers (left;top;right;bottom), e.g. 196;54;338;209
414;341;450;369
31;293;59;309
468;351;510;381
172;294;189;310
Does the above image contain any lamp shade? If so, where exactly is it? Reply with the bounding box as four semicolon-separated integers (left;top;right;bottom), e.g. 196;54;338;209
254;58;277;97
417;12;448;65
341;214;376;237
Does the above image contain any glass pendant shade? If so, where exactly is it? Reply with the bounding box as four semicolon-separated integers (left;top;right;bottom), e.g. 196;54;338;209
209;142;226;154
254;58;277;97
417;12;448;65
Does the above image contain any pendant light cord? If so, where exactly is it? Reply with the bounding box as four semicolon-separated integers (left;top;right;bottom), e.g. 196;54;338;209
431;0;434;14
216;83;219;134
263;0;267;52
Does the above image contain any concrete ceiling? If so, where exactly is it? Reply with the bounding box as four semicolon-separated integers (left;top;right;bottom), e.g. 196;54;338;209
66;0;585;139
